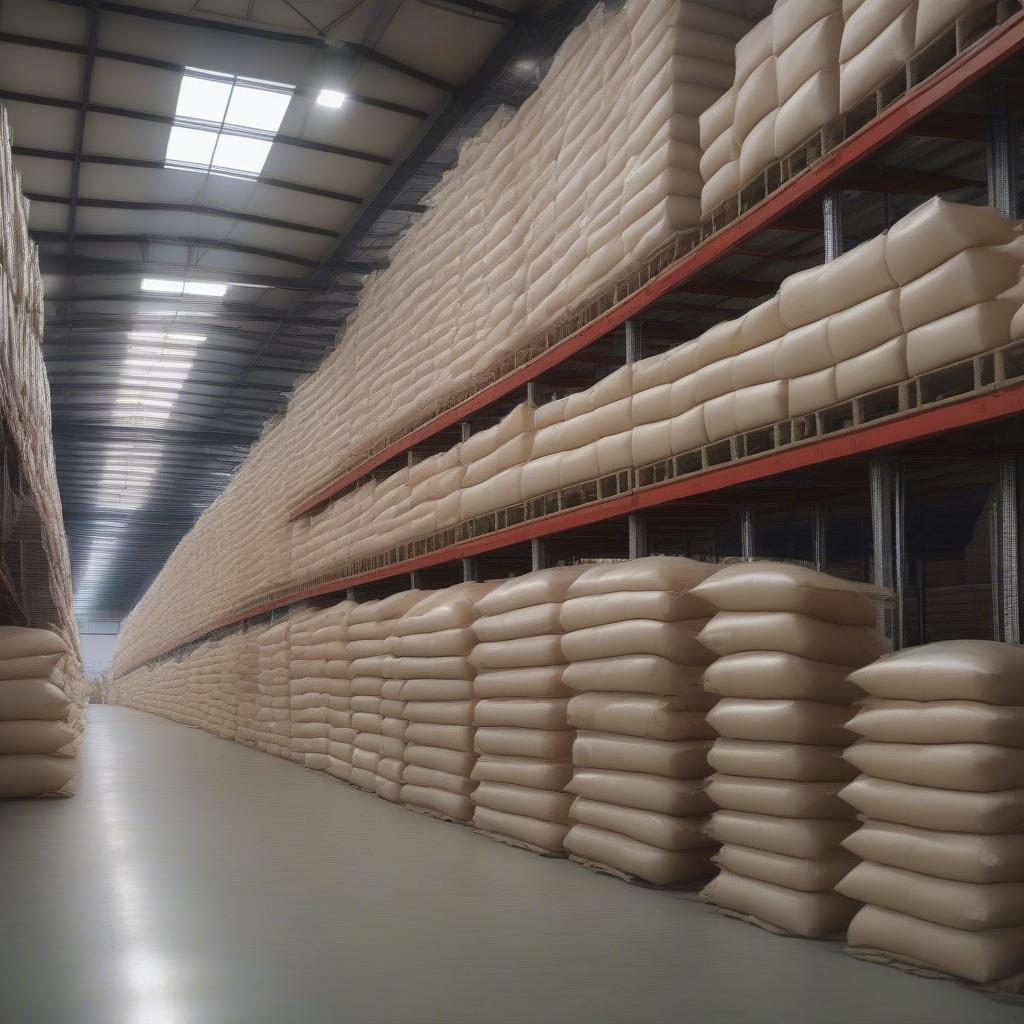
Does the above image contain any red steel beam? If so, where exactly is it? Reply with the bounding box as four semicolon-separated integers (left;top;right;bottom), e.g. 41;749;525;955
288;11;1024;522
131;381;1024;674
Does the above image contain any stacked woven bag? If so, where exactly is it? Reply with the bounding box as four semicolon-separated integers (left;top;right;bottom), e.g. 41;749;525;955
0;626;78;798
397;582;497;821
695;562;887;936
839;641;1024;987
347;591;425;798
469;567;587;853
255;619;291;758
560;557;721;885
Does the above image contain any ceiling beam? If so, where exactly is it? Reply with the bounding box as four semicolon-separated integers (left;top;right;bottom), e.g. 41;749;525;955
0;88;391;166
47;0;454;92
43;295;349;324
13;146;363;205
839;165;982;194
33;229;326;270
68;2;100;246
420;0;516;21
44;323;333;347
38;253;331;292
0;29;430;120
26;191;339;239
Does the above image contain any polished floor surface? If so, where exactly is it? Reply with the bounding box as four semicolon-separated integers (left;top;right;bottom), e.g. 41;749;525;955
1;705;1020;1024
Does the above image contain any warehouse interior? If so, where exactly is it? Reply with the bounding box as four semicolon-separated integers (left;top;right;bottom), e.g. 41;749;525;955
3;0;1024;1021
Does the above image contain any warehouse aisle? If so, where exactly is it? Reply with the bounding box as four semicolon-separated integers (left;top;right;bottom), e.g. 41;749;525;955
0;707;1018;1024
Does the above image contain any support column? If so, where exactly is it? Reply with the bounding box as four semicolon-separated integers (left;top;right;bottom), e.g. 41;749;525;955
346;589;356;602
822;189;844;262
531;538;548;572
812;505;827;572
624;320;644;365
409;571;421;589
740;509;755;560
628;514;648;560
992;456;1021;644
987;84;1019;219
461;557;479;583
526;382;539;406
460;422;471;443
870;458;905;647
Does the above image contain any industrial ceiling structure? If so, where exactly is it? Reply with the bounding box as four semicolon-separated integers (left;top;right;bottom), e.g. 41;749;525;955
0;0;603;621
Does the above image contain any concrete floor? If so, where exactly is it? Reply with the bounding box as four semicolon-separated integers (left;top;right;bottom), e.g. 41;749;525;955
1;707;1020;1024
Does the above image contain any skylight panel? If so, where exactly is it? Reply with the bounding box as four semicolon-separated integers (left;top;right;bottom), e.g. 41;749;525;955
225;83;291;132
183;281;227;297
210;134;273;176
176;70;233;122
141;278;183;294
128;332;206;343
165;68;294;178
141;278;227;297
165;126;218;169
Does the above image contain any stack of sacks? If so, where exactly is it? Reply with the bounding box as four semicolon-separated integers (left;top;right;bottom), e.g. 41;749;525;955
347;591;425;798
701;0;997;216
395;582;500;820
107;0;754;673
560;557;722;886
838;641;1024;986
0;626;77;798
452;405;535;523
255;618;291;758
885;198;1023;378
700;0;844;215
695;563;887;937
469;566;589;852
234;629;261;749
323;602;358;781
777;198;1023;417
288;604;352;773
838;0;993;113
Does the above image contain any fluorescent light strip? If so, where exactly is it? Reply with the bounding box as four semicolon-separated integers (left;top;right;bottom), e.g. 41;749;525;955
140;278;228;297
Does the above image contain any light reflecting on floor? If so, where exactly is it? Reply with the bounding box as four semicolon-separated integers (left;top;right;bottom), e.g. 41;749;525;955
0;706;1019;1024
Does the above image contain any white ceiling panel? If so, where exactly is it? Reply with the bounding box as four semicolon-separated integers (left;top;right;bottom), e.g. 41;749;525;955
2;100;77;151
0;0;89;42
0;42;83;96
380;3;506;85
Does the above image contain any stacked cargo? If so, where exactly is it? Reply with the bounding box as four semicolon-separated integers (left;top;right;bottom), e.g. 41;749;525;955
109;0;754;672
233;630;261;750
255;619;291;759
347;592;425;798
396;583;497;820
0;626;78;798
701;0;997;215
695;563;887;936
469;567;587;852
560;558;721;886
288;606;351;773
838;641;1024;986
323;603;357;782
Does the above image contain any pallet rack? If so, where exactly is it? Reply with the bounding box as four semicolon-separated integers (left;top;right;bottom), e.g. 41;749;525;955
122;6;1024;674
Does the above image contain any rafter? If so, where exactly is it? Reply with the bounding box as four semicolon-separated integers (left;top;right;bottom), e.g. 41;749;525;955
14;147;363;205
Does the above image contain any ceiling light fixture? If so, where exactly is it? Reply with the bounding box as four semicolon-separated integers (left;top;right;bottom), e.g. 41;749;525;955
316;89;347;109
140;279;228;297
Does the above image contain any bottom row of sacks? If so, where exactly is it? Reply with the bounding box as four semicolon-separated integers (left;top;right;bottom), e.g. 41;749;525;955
107;559;1024;992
